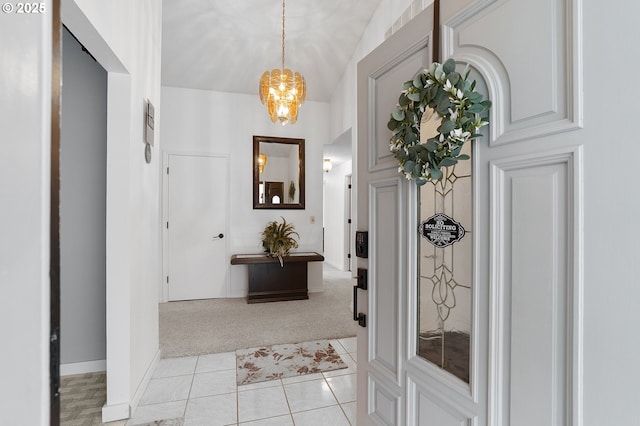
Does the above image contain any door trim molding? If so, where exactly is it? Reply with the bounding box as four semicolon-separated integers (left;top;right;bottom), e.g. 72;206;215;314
489;145;583;426
443;0;583;146
50;0;62;422
368;177;406;386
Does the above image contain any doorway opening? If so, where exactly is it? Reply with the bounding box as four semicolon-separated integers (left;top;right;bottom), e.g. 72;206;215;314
57;25;109;425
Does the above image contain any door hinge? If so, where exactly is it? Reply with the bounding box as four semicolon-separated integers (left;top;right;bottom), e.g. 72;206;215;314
347;253;351;259
166;222;169;229
348;184;352;189
50;327;60;400
166;276;169;284
166;167;169;174
347;219;352;224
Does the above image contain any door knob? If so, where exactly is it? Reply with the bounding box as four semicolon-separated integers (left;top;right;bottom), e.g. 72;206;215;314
212;233;224;239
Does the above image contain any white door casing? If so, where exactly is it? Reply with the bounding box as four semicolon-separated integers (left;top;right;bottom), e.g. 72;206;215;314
164;154;229;301
356;0;583;425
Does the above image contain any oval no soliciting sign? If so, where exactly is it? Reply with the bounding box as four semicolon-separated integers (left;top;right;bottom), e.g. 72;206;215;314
419;213;465;248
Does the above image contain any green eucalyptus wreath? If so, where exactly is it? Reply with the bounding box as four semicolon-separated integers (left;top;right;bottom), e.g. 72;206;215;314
388;58;491;185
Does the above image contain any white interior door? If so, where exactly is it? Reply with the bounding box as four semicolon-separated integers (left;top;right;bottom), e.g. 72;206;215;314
167;154;228;301
356;1;582;425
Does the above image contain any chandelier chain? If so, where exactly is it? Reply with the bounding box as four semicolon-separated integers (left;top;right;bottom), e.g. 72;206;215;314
281;0;285;71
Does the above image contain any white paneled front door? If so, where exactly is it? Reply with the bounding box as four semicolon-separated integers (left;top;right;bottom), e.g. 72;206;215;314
356;1;582;425
356;7;438;425
166;154;229;301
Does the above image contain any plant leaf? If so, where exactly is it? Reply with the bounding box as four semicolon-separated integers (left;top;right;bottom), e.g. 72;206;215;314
434;64;445;81
426;139;439;152
439;120;455;134
446;72;460;86
405;131;418;144
467;103;485;114
392;107;405;121
467;91;482;101
430;167;443;181
443;58;456;74
413;74;424;89
440;157;458;167
403;160;416;173
436;97;451;115
407;92;421;102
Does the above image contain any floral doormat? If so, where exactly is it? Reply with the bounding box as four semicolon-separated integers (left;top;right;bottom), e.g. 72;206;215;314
236;340;347;385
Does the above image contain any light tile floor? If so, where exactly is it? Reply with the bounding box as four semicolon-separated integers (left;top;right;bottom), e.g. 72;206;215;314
126;337;357;426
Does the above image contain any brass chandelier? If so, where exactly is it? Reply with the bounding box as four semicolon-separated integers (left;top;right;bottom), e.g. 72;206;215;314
259;0;306;125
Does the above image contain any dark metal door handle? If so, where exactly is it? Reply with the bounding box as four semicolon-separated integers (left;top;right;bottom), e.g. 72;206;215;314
353;270;367;328
212;233;224;239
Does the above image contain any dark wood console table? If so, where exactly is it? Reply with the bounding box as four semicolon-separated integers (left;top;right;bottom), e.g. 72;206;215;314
230;252;324;303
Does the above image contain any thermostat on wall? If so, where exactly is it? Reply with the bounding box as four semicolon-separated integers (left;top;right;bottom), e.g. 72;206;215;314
145;99;155;145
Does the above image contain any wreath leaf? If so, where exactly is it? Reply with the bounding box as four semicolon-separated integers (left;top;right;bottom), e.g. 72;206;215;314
439;120;456;134
407;92;421;102
388;60;491;183
440;157;458;167
443;58;456;74
392;108;405;121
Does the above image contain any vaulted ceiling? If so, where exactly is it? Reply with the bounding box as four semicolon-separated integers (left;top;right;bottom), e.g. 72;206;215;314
161;0;385;102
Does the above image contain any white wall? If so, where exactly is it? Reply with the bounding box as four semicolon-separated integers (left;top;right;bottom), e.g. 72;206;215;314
329;0;414;143
325;0;415;271
0;2;52;424
60;28;108;370
161;86;329;297
62;0;162;420
323;161;352;270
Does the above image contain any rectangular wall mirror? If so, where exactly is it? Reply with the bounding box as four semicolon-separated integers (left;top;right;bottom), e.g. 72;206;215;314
253;135;305;209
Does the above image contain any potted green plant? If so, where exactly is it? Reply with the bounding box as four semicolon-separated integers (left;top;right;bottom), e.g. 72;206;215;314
261;217;299;266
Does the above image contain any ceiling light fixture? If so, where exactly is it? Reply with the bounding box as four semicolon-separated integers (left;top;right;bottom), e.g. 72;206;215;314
323;158;333;173
259;0;306;125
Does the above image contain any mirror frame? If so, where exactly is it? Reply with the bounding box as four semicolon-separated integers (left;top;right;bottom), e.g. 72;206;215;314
253;135;305;210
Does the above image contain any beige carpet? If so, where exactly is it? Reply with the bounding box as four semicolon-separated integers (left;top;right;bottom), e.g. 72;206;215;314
160;266;357;357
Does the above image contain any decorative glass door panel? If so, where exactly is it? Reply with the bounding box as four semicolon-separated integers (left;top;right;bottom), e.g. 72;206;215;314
417;114;473;383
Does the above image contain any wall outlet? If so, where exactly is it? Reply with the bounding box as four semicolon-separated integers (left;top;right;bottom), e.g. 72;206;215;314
310;215;316;224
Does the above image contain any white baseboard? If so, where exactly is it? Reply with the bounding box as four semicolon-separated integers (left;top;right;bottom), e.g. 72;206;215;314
102;401;129;423
129;349;162;418
60;359;106;376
